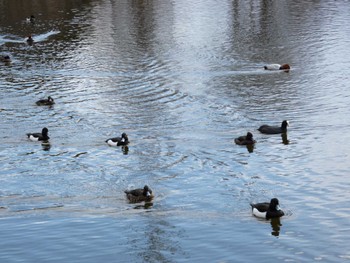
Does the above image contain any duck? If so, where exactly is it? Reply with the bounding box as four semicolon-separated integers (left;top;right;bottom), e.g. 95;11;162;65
27;127;50;141
264;64;290;71
125;185;154;203
258;120;289;134
26;15;35;23
26;35;34;43
1;55;11;63
234;132;256;145
36;96;55;106
105;132;129;146
250;198;284;219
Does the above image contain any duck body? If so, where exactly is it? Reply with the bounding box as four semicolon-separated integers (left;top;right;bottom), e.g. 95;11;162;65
125;185;153;203
106;132;129;146
250;198;284;219
27;127;50;141
26;35;34;43
26;15;35;23
264;64;290;71
234;132;256;145
258;120;289;134
36;96;55;106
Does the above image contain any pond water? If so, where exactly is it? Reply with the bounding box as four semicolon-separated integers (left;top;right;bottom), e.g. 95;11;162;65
1;0;350;262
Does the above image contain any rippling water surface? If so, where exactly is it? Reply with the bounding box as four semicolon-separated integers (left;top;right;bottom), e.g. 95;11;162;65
1;0;350;262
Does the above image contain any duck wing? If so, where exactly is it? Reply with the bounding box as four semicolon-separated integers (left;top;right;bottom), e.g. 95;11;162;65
27;132;42;137
234;135;246;145
250;202;270;212
27;133;49;141
125;188;143;196
258;125;282;134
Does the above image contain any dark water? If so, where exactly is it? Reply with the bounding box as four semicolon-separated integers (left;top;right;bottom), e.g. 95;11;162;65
1;0;350;262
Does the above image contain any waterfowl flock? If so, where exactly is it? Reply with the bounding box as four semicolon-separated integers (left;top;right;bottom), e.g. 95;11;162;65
25;112;289;213
25;91;289;213
2;15;291;220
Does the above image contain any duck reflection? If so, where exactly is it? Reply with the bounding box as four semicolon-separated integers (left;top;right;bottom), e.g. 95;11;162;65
133;202;153;210
281;133;289;145
270;217;282;236
41;142;51;151
246;144;255;153
122;145;129;155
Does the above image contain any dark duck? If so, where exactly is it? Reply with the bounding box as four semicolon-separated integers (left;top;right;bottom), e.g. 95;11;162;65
27;127;50;142
258;120;289;134
105;132;129;146
36;96;55;106
234;132;256;145
250;198;284;219
124;185;154;203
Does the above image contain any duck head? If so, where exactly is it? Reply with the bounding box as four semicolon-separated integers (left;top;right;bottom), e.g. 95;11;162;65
143;185;152;197
279;64;290;70
121;133;129;142
269;198;281;211
27;35;34;42
281;120;289;129
246;132;253;140
42;127;49;136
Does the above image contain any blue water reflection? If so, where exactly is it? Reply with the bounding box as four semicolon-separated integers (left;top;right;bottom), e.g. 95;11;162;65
1;0;350;262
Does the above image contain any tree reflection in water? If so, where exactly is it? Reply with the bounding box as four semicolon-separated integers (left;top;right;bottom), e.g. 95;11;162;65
126;213;186;263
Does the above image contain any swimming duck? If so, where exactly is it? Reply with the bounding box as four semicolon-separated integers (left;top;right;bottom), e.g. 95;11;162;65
27;127;50;141
1;55;11;63
26;15;35;23
125;185;154;203
258;120;289;134
264;64;290;71
105;132;129;146
250;198;284;219
26;35;34;43
36;96;55;106
234;132;256;145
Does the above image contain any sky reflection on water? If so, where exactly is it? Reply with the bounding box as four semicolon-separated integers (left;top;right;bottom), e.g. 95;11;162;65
1;0;350;262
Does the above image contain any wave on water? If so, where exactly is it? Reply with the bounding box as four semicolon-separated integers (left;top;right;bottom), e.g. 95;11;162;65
30;30;60;42
0;30;60;45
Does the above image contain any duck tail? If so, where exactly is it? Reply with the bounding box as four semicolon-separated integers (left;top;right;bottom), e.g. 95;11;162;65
249;203;255;209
